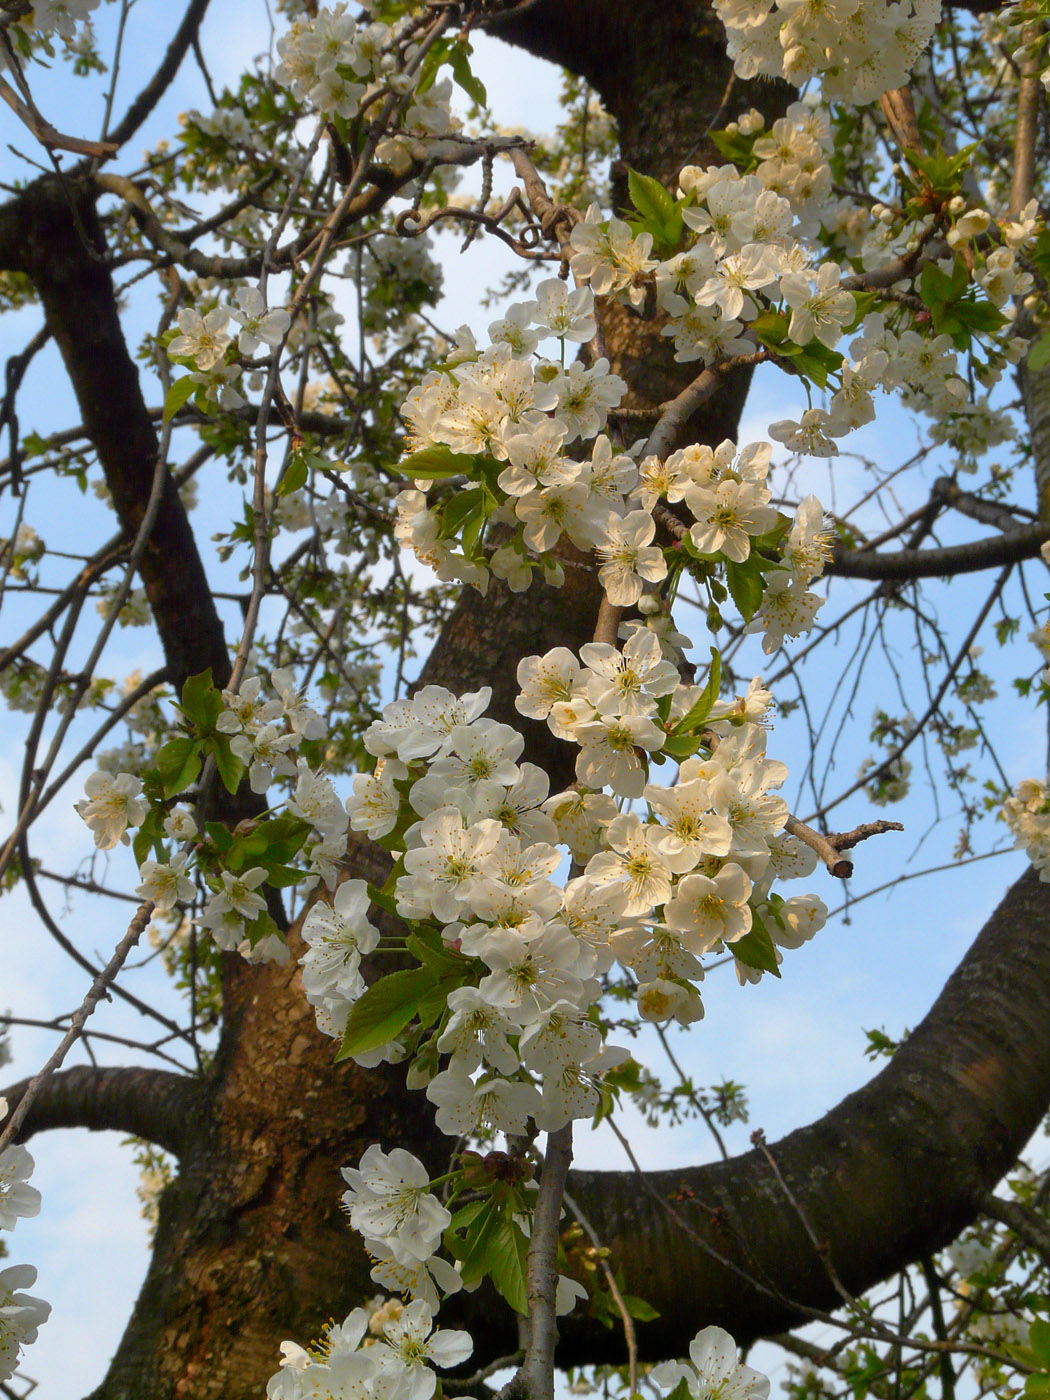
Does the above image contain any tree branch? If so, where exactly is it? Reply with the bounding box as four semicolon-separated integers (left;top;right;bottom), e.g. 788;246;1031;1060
2;1063;205;1159
104;0;212;152
783;816;904;880
829;523;1050;580
981;1193;1050;1269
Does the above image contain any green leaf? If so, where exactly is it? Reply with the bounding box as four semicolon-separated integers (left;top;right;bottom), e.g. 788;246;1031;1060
448;42;487;108
486;1215;529;1314
240;910;282;950
414;35;451;96
919;260;955;309
418;970;471;1028
399;444;479;480
155;736;202;799
621;1293;660;1321
958;298;1006;335
1031;1320;1050;1366
625;167;683;256
262;864;307;889
205;821;234;854
627;168;676;226
661;733;705;760
180;669;222;729
336;967;432;1061
163;375;198;423
751;309;790;349
278;450;310;497
708;129;755;166
440;486;485;540
406;931;468;978
208;734;246;795
724;556;766;624
790;342;843;390
228;813;311;867
367;881;400;918
730;911;781;978
671;647;721;735
132;806;166;867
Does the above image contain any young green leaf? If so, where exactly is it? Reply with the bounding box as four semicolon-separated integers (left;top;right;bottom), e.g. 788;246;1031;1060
671;647;722;735
336;967;432;1061
163;375;198;423
399;444;479;480
155;736;203;799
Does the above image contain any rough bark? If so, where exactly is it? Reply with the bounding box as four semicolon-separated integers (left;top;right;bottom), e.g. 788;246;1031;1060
10;859;1050;1393
4;1066;203;1161
0;177;232;694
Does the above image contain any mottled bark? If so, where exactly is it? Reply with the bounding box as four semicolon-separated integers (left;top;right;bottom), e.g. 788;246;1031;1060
4;1065;203;1160
1019;356;1050;522
0;177;232;693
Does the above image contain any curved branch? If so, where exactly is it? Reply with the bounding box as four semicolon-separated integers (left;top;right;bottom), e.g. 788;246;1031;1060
550;864;1050;1357
829;523;1050;580
105;0;212;152
11;174;232;693
981;1193;1050;1270
2;1064;205;1159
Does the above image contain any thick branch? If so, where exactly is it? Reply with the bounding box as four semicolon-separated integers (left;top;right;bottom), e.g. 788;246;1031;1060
4;175;232;692
829;523;1050;580
2;1064;204;1159
440;866;1050;1360
105;0;212;151
981;1193;1050;1269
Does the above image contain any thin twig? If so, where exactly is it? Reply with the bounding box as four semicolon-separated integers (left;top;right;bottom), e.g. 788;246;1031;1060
0;900;155;1151
783;816;905;880
563;1187;639;1394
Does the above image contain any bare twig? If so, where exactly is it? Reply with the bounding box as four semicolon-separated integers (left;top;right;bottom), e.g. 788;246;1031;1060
499;1124;574;1400
0;900;155;1152
783;816;905;880
563;1188;639;1394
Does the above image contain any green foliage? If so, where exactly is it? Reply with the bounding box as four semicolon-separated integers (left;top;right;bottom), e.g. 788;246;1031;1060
625;166;684;258
731;908;781;978
918;257;1007;350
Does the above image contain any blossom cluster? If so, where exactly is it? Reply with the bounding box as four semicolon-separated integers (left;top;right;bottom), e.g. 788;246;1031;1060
76;665;349;967
1002;778;1050;880
396;281;831;654
266;1295;470;1400
572;168;1026;463
556;98;1035;462
0;1100;50;1384
166;285;291;410
295;648;828;1143
714;0;942;103
273;2;454;148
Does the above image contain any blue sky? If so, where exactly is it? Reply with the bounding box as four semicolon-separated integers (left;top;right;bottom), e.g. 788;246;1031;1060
0;6;1045;1396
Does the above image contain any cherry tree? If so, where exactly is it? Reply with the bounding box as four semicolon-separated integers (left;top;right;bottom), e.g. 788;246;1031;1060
2;2;1050;1399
